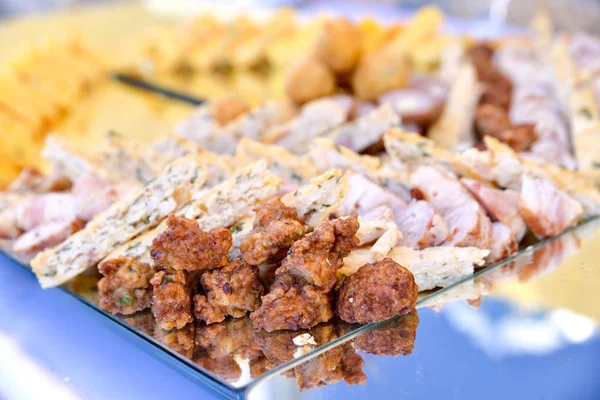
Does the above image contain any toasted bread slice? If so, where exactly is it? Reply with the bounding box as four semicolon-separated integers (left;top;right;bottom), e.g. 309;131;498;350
101;160;281;265
31;155;209;288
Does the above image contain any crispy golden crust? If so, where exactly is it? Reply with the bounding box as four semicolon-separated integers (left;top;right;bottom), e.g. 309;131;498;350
250;273;333;332
155;323;196;358
193;294;227;324
336;258;418;324
98;256;155;315
241;197;306;266
353;309;419;356
314;18;362;74
352;48;410;101
150;215;232;271
285;55;336;104
277;215;359;291
211;96;251;126
150;269;194;330
194;258;264;323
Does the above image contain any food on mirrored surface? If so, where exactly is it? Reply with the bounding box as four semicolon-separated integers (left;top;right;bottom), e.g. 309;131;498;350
150;215;232;272
1;5;600;396
336;258;418;324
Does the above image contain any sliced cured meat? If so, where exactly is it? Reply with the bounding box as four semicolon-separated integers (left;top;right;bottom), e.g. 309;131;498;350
72;176;133;222
518;173;583;238
13;217;85;260
15;193;79;232
461;178;527;241
410;166;492;248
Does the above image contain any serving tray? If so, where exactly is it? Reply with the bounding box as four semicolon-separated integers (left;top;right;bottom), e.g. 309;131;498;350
3;217;598;399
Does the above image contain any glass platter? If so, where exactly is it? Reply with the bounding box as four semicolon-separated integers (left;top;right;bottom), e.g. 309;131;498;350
2;217;598;399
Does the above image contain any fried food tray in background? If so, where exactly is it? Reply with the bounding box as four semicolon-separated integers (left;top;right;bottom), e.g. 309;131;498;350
1;216;598;398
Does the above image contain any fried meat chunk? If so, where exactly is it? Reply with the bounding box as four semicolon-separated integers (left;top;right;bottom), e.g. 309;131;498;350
151;215;232;271
194;258;264;324
98;256;155;315
352;309;419;356
336;258;418;324
240;197;306;266
277;215;359;291
250;273;333;332
150;269;194;330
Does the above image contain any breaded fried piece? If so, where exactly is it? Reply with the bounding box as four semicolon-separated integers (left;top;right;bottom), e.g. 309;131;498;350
250;273;333;332
98;256;155;315
150;215;232;271
277;215;359;291
285;55;336;104
150;269;194;330
240;197;306;266
336;258;417;324
314;17;362;74
194;258;264;324
193;295;228;325
353;309;419;356
195;317;260;360
154;323;196;358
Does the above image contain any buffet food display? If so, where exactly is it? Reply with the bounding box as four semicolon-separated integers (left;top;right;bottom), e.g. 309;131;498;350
1;4;599;396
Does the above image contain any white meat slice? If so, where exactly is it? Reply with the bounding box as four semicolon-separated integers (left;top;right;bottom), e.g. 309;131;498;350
461;178;527;241
324;104;399;153
487;222;518;264
518;173;583;238
263;98;349;152
396;200;448;248
411;166;492;248
339;171;407;217
356;205;398;246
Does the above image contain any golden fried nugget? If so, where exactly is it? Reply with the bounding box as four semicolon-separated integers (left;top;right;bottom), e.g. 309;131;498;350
352;48;410;101
336;258;418;324
250;273;333;332
150;215;232;272
150;269;194;330
211;96;251;126
285;55;336;104
194;258;264;324
241;197;306;266
315;18;362;74
277;215;359;291
98;256;155;315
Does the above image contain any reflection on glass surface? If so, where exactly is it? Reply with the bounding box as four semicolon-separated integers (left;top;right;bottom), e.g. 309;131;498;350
2;218;598;399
